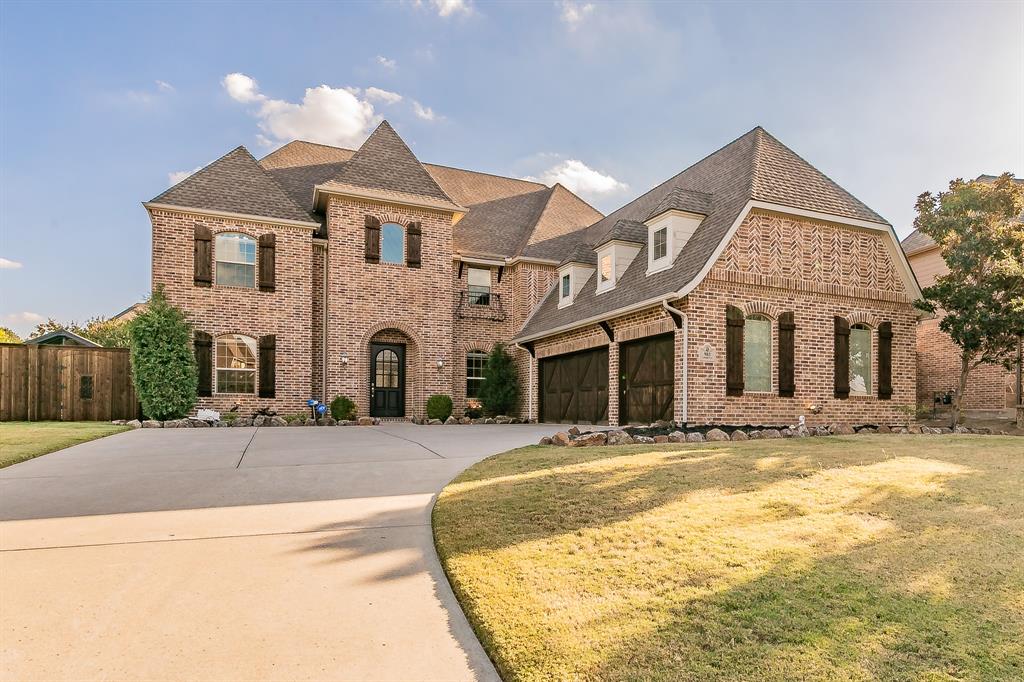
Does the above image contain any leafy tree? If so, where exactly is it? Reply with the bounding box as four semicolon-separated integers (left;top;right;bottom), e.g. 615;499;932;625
478;343;519;417
32;317;86;339
29;316;130;347
914;173;1024;427
128;288;197;420
0;327;21;344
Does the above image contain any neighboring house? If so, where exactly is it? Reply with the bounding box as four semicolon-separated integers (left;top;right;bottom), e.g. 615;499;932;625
25;329;100;347
145;122;921;426
513;127;922;426
901;174;1022;416
111;302;147;322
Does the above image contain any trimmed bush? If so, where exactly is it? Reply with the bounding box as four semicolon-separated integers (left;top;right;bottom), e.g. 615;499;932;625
478;343;518;417
128;288;197;421
330;395;357;421
426;394;454;421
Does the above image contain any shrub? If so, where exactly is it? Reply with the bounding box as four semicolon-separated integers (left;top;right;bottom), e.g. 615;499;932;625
283;412;307;424
128;288;197;421
330;395;357;421
221;412;239;422
426;394;453;421
478;343;518;416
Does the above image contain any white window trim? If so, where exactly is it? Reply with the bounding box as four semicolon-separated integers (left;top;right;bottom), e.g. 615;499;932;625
379;222;406;265
596;248;615;294
465;350;487;398
557;271;573;308
742;315;774;394
647;226;671;275
214;334;258;395
214;232;257;289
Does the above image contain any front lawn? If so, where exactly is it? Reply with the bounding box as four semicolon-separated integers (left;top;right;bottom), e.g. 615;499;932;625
0;421;129;468
433;435;1024;681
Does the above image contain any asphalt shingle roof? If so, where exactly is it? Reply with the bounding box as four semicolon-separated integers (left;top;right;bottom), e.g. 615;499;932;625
150;146;314;224
517;126;891;340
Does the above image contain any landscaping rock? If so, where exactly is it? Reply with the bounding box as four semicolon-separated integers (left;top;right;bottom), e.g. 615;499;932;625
303;418;315;426
495;416;512;424
111;419;126;425
288;418;304;427
126;419;142;429
954;425;971;433
857;426;877;434
142;420;162;428
813;426;830;436
190;418;210;428
653;420;673;429
539;436;553;445
685;432;704;443
252;415;266;427
484;418;496;424
876;424;892;434
162;419;179;428
315;417;335;426
568;426;581;436
828;423;855;435
668;431;687;443
747;430;764;439
937;427;953;434
762;429;782;439
427;419;443;425
653;435;670;444
459;417;471;424
780;428;794;438
606;430;634;446
795;425;811;438
633;435;655;444
444;416;457;425
357;416;374;426
570;432;607;447
551;431;572;447
510;417;521;424
705;428;729;442
731;430;749;441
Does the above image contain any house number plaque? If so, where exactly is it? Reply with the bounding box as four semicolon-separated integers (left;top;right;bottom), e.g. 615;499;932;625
697;343;716;363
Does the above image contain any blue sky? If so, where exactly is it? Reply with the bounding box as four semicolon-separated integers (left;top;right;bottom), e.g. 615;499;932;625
1;0;1020;337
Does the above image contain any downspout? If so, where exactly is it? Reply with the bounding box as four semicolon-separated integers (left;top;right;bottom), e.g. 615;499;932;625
514;342;534;422
661;298;688;424
322;244;329;403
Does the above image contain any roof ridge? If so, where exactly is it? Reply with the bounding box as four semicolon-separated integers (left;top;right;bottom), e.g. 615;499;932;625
245;146;317;218
156;144;247;197
512;186;558;256
747;126;767;199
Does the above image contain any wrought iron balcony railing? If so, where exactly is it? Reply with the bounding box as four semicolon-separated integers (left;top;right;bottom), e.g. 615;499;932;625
456;291;507;321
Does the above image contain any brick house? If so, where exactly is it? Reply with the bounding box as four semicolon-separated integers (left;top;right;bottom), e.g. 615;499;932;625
901;174;1022;417
145;122;921;426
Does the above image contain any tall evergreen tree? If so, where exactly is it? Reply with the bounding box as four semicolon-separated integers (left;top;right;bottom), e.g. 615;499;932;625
128;288;197;420
478;343;519;417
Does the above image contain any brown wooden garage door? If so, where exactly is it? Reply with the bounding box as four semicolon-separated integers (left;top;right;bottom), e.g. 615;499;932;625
620;333;674;424
540;346;609;424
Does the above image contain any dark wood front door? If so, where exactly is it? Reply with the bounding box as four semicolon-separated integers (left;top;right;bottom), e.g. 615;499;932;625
621;333;675;424
370;343;405;417
539;346;609;424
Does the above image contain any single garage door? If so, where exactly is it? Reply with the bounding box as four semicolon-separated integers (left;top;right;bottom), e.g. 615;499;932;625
620;333;674;424
540;346;609;424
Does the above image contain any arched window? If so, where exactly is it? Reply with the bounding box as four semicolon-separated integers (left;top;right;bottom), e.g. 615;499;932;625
743;314;771;392
380;223;404;264
466;351;487;398
216;334;257;394
849;324;872;395
216;233;256;288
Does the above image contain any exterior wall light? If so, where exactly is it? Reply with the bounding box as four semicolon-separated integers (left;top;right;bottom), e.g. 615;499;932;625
341;352;349;365
437;358;445;369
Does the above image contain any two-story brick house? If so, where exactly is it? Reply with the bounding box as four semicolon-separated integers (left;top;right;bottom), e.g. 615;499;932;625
146;122;921;426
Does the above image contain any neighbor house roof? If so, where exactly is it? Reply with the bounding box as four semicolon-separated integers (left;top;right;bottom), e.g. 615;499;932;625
516;126;902;341
26;329;101;347
148;146;316;225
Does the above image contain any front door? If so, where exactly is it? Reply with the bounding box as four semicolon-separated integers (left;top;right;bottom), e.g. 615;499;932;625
370;343;405;417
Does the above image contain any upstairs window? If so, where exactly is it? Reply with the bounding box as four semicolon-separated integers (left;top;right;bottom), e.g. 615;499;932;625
560;273;571;299
599;253;612;283
652;227;668;261
381;223;404;264
216;334;257;394
743;315;772;392
216;233;256;288
466;351;487;398
849;324;872;395
467;267;491;305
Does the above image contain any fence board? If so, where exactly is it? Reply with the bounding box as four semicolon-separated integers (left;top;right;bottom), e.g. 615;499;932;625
0;344;139;421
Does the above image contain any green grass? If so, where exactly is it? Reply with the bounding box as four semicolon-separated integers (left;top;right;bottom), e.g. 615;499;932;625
0;421;129;468
433;436;1024;681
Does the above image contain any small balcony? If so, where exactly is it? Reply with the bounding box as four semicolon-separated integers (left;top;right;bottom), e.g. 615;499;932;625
456;291;507;321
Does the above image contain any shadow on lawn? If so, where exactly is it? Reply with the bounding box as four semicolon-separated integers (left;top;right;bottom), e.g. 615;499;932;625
433;437;1024;681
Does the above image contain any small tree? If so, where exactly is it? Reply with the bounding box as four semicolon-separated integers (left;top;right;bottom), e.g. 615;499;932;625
478;343;518;416
914;173;1024;427
83;317;130;348
0;327;21;344
128;288;197;420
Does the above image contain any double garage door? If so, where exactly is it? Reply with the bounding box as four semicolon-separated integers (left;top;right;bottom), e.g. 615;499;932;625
539;333;674;425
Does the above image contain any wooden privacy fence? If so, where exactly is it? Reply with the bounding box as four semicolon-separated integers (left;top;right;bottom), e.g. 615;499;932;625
0;343;140;421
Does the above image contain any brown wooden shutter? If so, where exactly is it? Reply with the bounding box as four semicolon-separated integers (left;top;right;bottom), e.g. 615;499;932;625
878;321;893;400
195;331;212;397
258;335;276;399
364;216;380;263
406;221;422;268
778;311;796;397
194;225;212;287
726;305;744;396
834;316;850;399
258;233;276;292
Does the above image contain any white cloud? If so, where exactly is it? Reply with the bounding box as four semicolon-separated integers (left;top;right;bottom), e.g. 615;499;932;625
0;258;22;270
168;166;202;186
414;0;473;17
376;55;397;71
412;100;440;122
526;159;628;196
559;1;594;30
4;312;44;324
155;80;175;93
365;87;403;105
223;73;381;148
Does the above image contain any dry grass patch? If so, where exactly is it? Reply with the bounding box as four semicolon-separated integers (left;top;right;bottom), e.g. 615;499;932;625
0;421;129;468
433;436;1024;681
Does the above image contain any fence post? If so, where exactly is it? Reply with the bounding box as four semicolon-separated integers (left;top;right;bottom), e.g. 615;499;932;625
26;344;39;421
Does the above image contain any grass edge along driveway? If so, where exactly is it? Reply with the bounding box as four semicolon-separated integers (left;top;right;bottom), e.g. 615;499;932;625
433;435;1024;681
0;421;129;468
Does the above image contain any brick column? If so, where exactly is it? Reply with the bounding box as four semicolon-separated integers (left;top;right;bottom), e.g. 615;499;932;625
674;324;687;426
608;341;620;427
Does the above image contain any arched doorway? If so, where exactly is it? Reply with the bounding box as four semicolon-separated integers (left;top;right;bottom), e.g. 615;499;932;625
369;343;405;417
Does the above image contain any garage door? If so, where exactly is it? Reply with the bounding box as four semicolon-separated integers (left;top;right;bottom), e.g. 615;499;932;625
540;346;609;424
620;333;674;424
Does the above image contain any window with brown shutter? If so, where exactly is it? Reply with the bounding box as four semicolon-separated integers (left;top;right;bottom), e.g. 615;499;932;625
195;331;213;397
778;311;795;397
258;335;276;399
406;221;422;268
878;321;893;400
726;305;744;396
258;233;276;292
834;316;850;399
364;216;381;263
194;225;212;287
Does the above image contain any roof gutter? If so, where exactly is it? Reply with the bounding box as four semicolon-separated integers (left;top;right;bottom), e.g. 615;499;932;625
143;202;320;230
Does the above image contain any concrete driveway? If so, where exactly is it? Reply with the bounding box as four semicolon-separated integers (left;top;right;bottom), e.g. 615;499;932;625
0;423;552;681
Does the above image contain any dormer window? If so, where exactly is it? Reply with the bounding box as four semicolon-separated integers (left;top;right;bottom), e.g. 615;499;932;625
560;273;571;299
599;254;612;283
652;227;668;261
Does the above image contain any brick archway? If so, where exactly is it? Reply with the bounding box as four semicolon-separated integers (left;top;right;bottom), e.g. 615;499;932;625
359;321;424;419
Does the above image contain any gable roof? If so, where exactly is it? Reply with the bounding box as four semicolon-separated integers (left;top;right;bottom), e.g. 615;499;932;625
26;329;101;347
149;146;315;225
516;127;908;341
